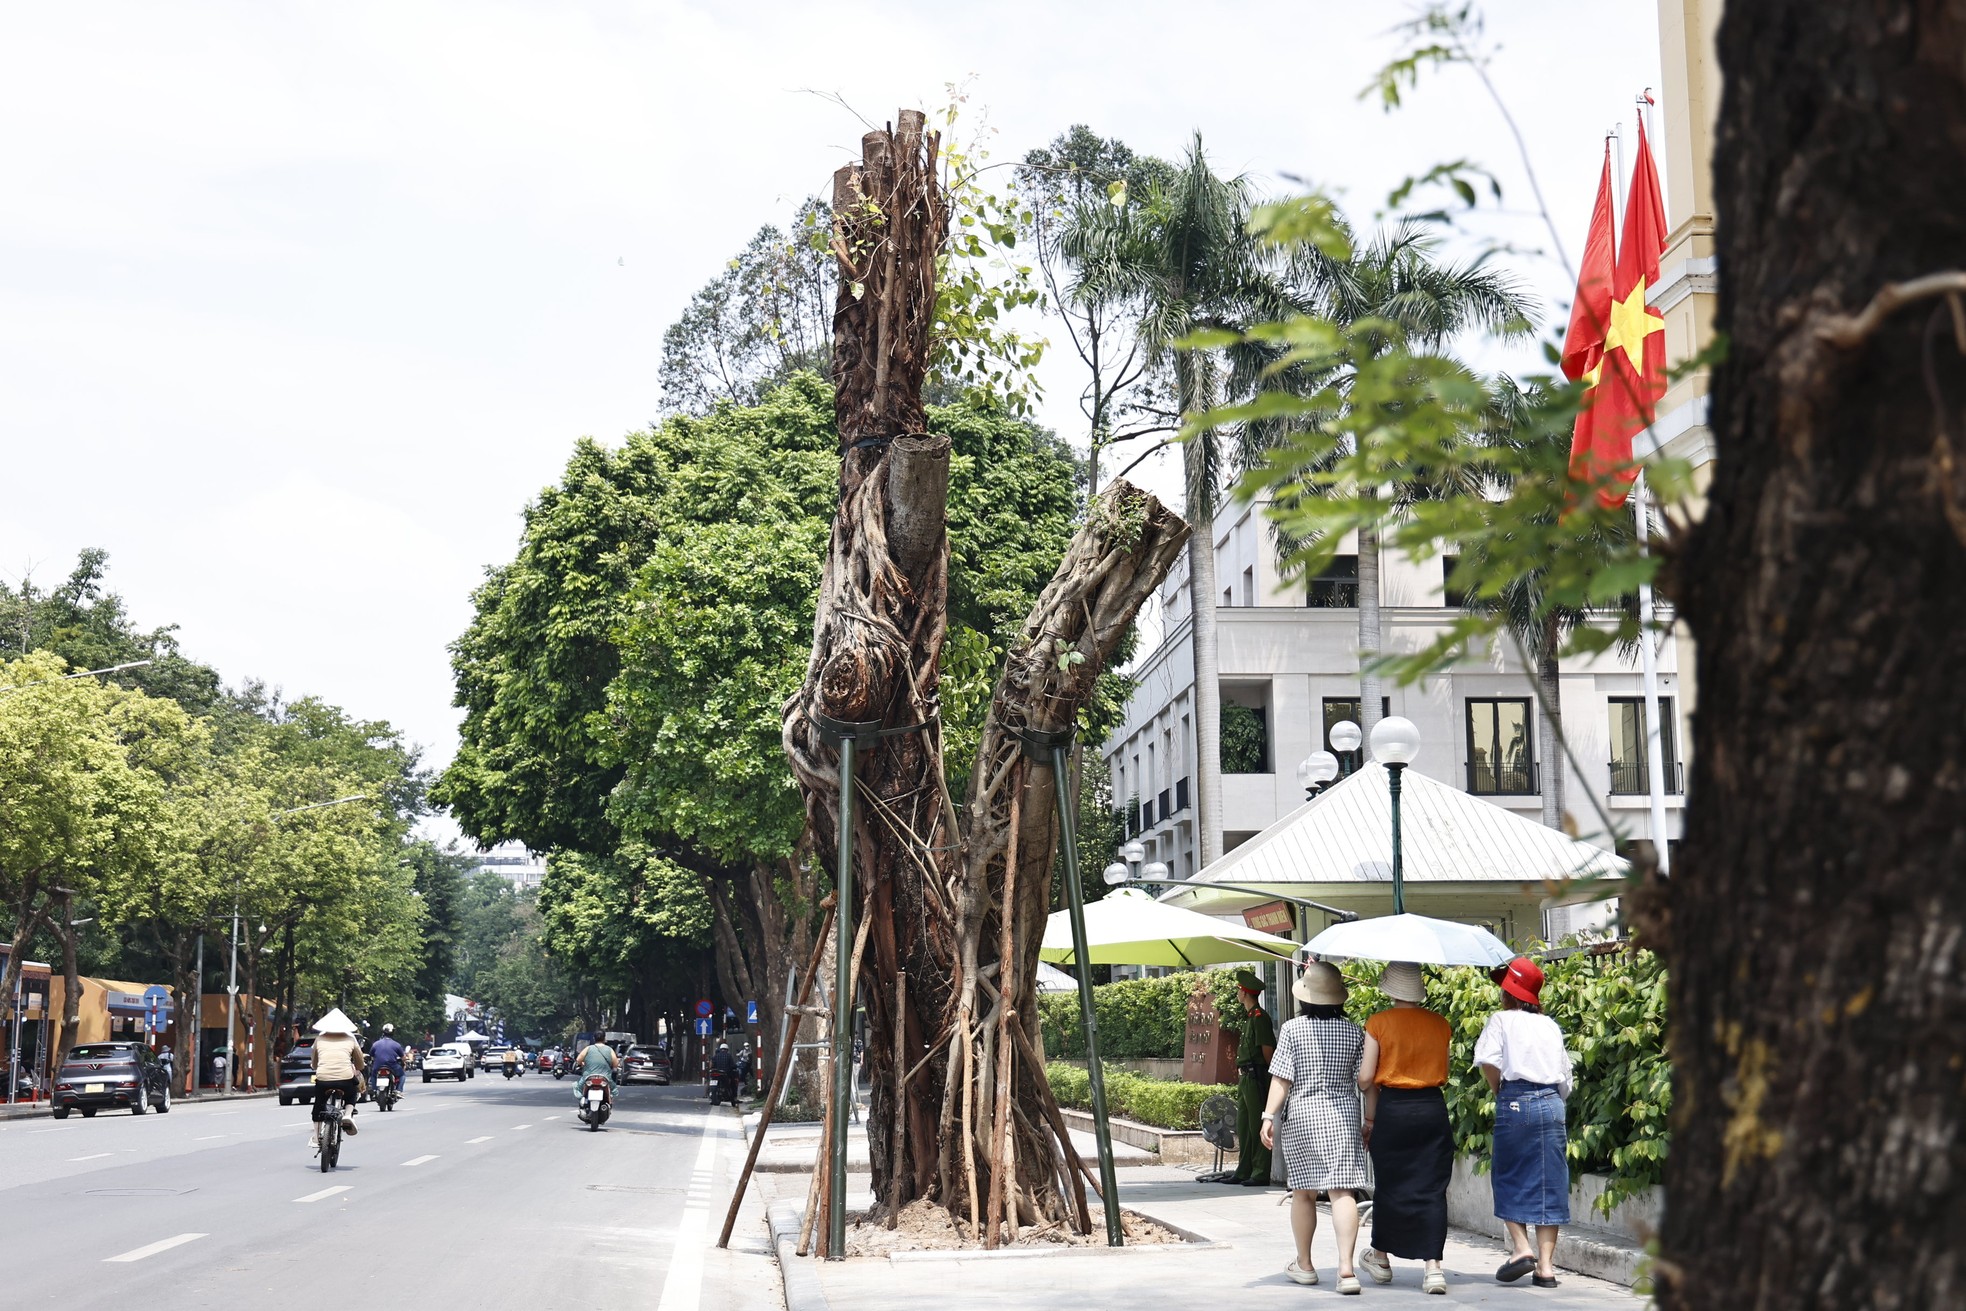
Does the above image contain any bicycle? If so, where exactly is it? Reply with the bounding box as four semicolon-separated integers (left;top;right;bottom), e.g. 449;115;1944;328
312;1084;353;1172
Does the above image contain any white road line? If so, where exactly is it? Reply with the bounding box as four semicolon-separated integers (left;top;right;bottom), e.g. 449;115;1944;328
655;1116;723;1311
294;1185;352;1203
464;1135;493;1144
69;1152;114;1162
543;1115;561;1121
402;1154;438;1166
511;1124;531;1131
104;1233;207;1263
195;1134;227;1140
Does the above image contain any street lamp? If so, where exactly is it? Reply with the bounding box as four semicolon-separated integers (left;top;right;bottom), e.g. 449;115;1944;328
1369;716;1423;914
0;659;154;700
1329;718;1362;767
1296;750;1340;798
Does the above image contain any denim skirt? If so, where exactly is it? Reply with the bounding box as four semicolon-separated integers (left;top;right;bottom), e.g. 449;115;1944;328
1491;1080;1570;1226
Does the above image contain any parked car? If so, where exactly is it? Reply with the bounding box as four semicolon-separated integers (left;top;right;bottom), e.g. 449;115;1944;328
51;1042;172;1118
276;1037;318;1106
621;1045;671;1085
421;1044;470;1082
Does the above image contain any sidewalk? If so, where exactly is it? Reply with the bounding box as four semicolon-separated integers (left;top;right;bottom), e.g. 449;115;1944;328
0;1087;275;1121
737;1106;1646;1311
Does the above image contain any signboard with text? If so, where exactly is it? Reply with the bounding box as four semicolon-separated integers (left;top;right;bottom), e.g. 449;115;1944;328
1240;900;1296;937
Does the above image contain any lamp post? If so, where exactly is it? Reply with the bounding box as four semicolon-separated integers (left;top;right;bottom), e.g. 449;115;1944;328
1369;717;1423;915
1329;719;1363;777
1296;750;1340;799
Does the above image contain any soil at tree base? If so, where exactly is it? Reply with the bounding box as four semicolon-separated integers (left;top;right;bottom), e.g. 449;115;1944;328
842;1199;1183;1256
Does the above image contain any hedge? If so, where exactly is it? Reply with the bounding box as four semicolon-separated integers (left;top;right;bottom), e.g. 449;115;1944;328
1044;1061;1222;1130
1037;969;1250;1059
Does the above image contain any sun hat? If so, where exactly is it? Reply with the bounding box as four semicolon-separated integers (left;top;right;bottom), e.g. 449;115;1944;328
1380;961;1425;1004
313;1007;358;1035
1292;961;1347;1007
1234;968;1264;993
1498;956;1545;1005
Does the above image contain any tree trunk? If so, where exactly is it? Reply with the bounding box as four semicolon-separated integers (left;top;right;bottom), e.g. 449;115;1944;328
1357;513;1383;745
52;891;80;1073
1658;4;1966;1307
786;112;1190;1241
1182;359;1224;870
1537;618;1564;831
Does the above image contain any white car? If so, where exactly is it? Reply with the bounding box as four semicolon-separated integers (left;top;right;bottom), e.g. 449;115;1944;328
421;1044;470;1082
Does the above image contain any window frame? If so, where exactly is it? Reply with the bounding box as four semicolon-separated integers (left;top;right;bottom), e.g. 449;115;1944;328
1464;696;1538;795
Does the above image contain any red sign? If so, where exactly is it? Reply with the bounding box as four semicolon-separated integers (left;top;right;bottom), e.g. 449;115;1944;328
1241;900;1295;936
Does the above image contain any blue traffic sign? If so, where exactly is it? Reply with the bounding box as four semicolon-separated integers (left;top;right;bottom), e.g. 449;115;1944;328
694;998;713;1018
694;1018;712;1037
143;984;170;1034
745;1000;758;1025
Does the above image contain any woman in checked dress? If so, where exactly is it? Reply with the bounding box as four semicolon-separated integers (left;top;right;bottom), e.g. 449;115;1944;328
1259;961;1370;1294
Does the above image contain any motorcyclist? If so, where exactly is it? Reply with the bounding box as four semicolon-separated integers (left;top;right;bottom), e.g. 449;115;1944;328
573;1036;618;1106
369;1025;406;1101
502;1046;520;1078
711;1041;739;1103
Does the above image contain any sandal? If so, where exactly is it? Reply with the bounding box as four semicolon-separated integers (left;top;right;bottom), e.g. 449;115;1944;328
1498;1254;1537;1283
1336;1274;1361;1295
1285;1262;1318;1286
1424;1270;1448;1295
1359;1249;1393;1284
1534;1274;1561;1288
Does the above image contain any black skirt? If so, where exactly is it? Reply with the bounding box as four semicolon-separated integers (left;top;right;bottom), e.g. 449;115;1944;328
1368;1086;1452;1260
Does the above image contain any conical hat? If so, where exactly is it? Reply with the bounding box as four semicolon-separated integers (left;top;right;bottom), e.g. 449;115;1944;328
313;1007;359;1035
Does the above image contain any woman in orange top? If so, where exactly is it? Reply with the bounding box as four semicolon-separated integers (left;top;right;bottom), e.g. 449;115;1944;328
1355;962;1454;1295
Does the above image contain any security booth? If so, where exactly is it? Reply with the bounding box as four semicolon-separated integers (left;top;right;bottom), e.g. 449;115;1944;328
2;949;54;1102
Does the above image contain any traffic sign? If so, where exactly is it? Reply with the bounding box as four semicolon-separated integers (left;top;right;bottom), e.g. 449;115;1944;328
745;1000;758;1025
694;1018;712;1037
143;984;170;1034
694;998;713;1018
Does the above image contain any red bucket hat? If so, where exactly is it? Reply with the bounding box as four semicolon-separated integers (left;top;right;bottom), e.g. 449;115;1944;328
1499;956;1544;1005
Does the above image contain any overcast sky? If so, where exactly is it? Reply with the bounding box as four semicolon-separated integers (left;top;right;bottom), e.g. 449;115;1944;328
0;1;1663;829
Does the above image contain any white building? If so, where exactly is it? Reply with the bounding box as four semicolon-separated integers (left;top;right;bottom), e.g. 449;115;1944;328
1100;502;1687;912
472;841;547;892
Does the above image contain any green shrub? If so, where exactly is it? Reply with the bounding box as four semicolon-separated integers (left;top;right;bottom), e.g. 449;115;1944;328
1038;969;1252;1060
1044;1061;1222;1130
1337;948;1669;1215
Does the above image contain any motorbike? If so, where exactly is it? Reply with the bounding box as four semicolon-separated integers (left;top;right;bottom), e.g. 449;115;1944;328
373;1068;399;1112
576;1074;612;1130
709;1067;739;1106
502;1062;517;1080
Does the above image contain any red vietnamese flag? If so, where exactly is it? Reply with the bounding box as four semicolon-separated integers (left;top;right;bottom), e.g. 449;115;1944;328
1560;143;1617;388
1571;118;1669;509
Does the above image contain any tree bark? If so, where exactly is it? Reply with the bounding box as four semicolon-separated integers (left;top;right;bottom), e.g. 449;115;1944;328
1182;360;1225;870
52;890;80;1074
1357;514;1383;745
1537;618;1564;831
786;112;1191;1240
1659;4;1966;1307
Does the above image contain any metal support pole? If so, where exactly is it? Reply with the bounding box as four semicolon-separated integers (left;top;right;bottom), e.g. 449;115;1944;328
190;932;203;1096
828;734;857;1261
1388;763;1407;915
1050;741;1124;1247
223;903;240;1092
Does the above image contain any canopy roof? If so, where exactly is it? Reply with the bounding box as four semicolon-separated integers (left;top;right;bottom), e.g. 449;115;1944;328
1042;888;1297;968
1160;763;1625;919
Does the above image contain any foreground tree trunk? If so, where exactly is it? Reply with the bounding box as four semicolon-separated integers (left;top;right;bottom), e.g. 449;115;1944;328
785;112;1190;1240
1661;4;1966;1306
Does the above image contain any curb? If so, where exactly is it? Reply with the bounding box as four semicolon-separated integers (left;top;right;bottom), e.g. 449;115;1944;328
767;1201;831;1311
0;1087;276;1122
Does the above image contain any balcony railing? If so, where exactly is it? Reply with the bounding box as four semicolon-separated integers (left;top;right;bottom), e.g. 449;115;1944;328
1157;788;1173;822
1466;761;1539;796
1608;760;1685;795
1139;798;1155;831
1174;776;1191;813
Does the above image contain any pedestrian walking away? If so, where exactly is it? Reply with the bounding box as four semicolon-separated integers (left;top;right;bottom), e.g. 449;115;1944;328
1476;956;1574;1289
1228;967;1276;1187
1261;961;1368;1294
1356;961;1453;1295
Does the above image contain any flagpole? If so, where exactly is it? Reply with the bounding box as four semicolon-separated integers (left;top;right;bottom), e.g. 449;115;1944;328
1628;90;1673;878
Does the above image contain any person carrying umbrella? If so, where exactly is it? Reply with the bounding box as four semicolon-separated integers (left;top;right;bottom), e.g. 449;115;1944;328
1355;961;1453;1295
1226;968;1277;1187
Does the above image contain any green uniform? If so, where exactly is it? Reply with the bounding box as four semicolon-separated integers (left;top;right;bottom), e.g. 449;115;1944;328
1232;1003;1276;1183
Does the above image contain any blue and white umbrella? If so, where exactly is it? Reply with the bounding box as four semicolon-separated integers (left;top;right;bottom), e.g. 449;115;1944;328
1303;913;1513;968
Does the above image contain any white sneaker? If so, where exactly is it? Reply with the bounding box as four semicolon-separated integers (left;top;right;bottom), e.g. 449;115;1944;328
1285;1262;1318;1286
1360;1249;1393;1284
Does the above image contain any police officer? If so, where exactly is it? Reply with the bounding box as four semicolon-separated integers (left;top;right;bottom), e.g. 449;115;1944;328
1228;968;1277;1186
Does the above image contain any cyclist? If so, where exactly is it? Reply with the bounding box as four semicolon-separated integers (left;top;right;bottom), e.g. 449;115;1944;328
369;1024;406;1102
572;1035;619;1107
309;1008;366;1150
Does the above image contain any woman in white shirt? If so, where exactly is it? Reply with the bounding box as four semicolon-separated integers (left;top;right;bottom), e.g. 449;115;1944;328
1474;956;1573;1289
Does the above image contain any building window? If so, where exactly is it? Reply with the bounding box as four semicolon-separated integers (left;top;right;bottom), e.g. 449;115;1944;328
1242;566;1255;606
1321;697;1390;776
1307;555;1360;608
1442;554;1466;608
1608;697;1682;794
1466;698;1537;794
1222;703;1270;773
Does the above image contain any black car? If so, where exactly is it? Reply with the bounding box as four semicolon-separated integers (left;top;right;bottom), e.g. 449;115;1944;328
52;1042;171;1118
621;1045;671;1085
277;1037;318;1106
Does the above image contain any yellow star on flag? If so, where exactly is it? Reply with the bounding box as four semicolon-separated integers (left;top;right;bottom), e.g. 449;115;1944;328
1602;278;1665;371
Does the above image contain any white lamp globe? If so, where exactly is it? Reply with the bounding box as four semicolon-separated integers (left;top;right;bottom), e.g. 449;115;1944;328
1370;715;1423;766
1143;860;1170;881
1306;750;1340;784
1103;861;1131;886
1329;719;1363;753
1121;840;1146;865
1295;757;1314;787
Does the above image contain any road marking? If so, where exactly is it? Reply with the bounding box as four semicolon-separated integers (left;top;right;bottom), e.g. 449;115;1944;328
512;1124;531;1131
402;1154;438;1166
195;1134;228;1140
543;1115;561;1121
655;1116;723;1311
69;1152;114;1162
465;1135;493;1144
105;1233;207;1263
294;1185;352;1203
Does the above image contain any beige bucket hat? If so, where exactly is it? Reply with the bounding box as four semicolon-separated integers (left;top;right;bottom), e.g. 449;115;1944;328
1292;961;1347;1006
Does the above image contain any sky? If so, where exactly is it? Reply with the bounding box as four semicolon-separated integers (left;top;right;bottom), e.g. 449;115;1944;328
0;1;1663;832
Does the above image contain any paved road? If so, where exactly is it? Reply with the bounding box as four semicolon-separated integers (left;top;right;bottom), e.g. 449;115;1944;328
1;1070;783;1310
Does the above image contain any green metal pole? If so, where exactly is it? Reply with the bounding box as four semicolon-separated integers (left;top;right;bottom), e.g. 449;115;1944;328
829;736;856;1260
1051;743;1124;1247
1388;762;1406;915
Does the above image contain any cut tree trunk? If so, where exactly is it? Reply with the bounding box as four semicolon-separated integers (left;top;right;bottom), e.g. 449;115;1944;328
1660;3;1966;1307
785;111;1191;1240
